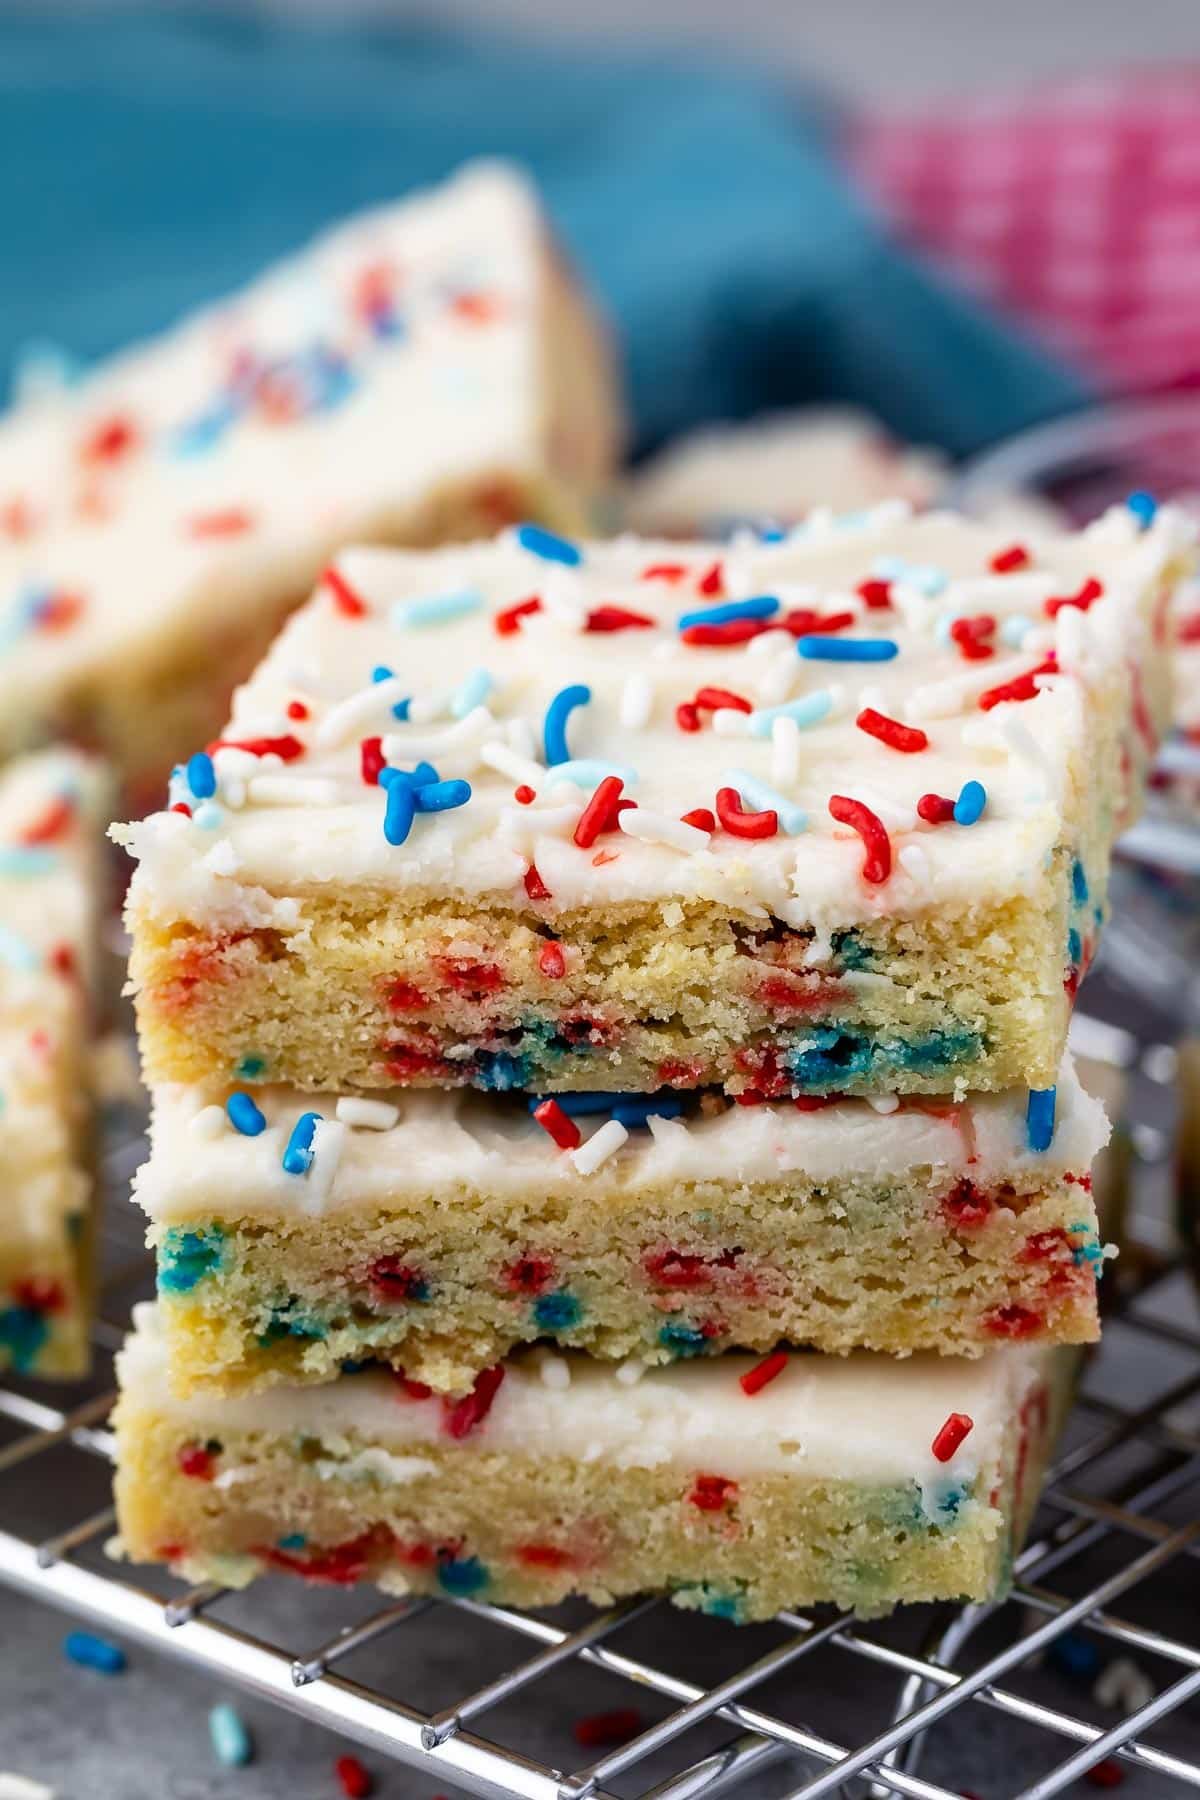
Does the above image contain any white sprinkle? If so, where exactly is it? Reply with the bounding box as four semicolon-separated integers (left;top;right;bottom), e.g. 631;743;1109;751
539;1355;572;1391
887;582;939;633
228;712;292;740
498;803;580;843
712;708;753;737
211;747;261;783
202;838;239;876
506;716;539;760
898;843;931;883
246;776;341;807
406;691;446;725
949;573;1056;611
802;930;833;969
336;1096;400;1130
1094;1656;1155;1714
756;648;797;705
299;1119;347;1215
1001;715;1055;783
479;739;545;789
620;673;654;730
619;809;710;853
571;1118;629;1174
189;1105;227;1140
221;778;247;811
616;1359;647;1386
867;1094;900;1114
745;626;794;659
906;654;1034;720
541;567;587;627
383;705;496;762
857;684;887;714
771;715;801;786
315;676;411;748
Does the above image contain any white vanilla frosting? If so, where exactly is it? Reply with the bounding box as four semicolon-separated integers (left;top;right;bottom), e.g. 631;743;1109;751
135;1054;1105;1224
0;162;595;755
120;1299;1051;1494
117;503;1191;930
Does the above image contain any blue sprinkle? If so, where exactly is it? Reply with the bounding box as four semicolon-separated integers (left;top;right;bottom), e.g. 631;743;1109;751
412;778;472;812
282;1112;321;1176
724;769;807;836
0;1305;49;1370
759;523;786;543
371;664;410;719
658;1322;712;1358
236;1055;266;1079
451;667;494;718
64;1631;126;1675
1067;928;1082;964
382;778;416;846
1071;857;1089;906
515;522;581;566
380;761;438;790
1126;490;1158;530
1049;1631;1100;1681
1026;1087;1057;1154
527;1091;637;1116
390;587;482;629
209;1703;253;1768
797;636;898;662
533;1291;583;1331
186;752;217;800
437;1554;490;1595
749;690;835;737
276;1532;308;1548
226;1091;266;1137
611;1094;685;1128
157;1227;225;1294
677;594;779;631
543;683;591;766
953;780;987;826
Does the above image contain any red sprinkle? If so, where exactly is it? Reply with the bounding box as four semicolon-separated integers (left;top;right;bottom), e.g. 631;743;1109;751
442;1364;505;1438
170;801;192;817
688;1474;738;1511
34;590;83;632
532;1098;581;1150
641;562;688;583
322;565;369;618
516;1541;573;1568
681;618;768;646
393;1374;433;1400
949;615;996;661
978;654;1057;711
585;605;655;632
697;560;724;596
573;775;626;848
17;794;74;845
680;807;716;831
335;1754;374;1798
1085;1760;1125;1790
675;701;702;733
538;941;566;979
80;413;140;464
186;507;254;538
982;1303;1042;1341
856;707;928;753
930;1412;974;1462
285;699;310;721
368;1259;427;1302
1045;577;1103;618
829;795;891;883
715;786;777;839
740;1351;788;1396
176;1442;216;1481
856;578;893;609
990;543;1030;573
12;1276;64;1312
494;595;542;635
780;607;856;637
207;734;305;762
917;792;956;824
514;784;536;805
360;736;385;785
504;1255;555;1295
793;1094;842;1110
572;1709;644;1750
524;862;552;901
695;685;752;714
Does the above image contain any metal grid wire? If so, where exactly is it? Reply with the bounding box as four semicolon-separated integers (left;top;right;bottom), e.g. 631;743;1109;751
0;1039;1198;1800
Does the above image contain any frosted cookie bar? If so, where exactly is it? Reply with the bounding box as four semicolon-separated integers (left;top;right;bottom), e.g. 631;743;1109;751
119;502;1190;1099
0;751;108;1376
114;1303;1068;1619
0;163;619;795
141;1059;1108;1396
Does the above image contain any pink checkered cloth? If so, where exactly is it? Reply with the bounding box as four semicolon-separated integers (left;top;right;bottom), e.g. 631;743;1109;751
854;72;1200;397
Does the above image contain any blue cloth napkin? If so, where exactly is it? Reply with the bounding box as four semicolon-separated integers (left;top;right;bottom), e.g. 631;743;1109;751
0;7;1087;457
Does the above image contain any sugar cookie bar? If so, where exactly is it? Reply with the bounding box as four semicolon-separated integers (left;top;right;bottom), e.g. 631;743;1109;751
0;163;619;795
114;1303;1069;1619
119;503;1190;1099
141;1058;1108;1396
0;751;109;1376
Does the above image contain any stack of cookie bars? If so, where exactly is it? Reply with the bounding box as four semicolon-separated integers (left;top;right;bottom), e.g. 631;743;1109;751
113;497;1192;1620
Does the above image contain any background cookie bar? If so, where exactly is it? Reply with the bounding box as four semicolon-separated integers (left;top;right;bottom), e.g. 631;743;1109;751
114;1303;1069;1620
139;1057;1109;1396
0;750;109;1376
120;502;1191;1098
0;162;621;797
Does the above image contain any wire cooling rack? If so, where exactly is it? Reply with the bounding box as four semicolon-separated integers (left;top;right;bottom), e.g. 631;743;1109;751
1;1046;1199;1800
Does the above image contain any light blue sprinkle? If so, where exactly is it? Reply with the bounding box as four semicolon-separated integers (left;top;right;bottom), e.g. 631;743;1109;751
226;1092;266;1137
934;608;965;647
282;1112;321;1176
209;1703;253;1768
544;757;638;789
1126;489;1158;529
543;683;591;765
186;752;216;800
0;924;38;972
724;769;807;835
390;587;482;629
0;847;57;876
515;522;581;566
748;691;835;737
382;778;415;846
1026;1087;1057;1154
170;401;238;459
1000;614;1036;649
872;555;907;579
677;594;779;631
796;636;898;663
450;667;494;718
908;564;948;597
413;778;472;812
953;780;987;826
191;801;225;831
